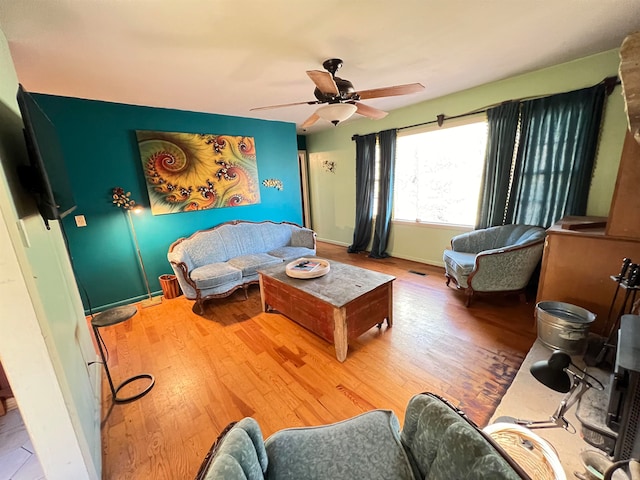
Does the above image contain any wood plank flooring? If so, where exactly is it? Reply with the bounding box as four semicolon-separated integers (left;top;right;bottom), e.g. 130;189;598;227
98;242;537;480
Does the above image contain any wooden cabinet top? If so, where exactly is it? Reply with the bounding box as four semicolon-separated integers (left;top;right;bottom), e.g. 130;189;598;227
547;216;608;237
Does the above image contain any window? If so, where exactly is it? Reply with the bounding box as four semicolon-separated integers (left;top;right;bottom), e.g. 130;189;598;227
393;115;488;226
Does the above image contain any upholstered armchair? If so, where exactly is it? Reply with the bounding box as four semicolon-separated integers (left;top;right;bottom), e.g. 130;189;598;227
195;392;528;479
443;224;546;306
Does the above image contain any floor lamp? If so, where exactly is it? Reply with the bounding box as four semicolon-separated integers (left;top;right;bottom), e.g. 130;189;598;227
112;187;161;308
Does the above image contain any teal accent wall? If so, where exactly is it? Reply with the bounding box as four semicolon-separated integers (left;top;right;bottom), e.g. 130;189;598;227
297;135;306;150
33;94;302;311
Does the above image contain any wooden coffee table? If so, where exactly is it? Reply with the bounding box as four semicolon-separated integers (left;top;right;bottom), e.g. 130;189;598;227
258;259;395;362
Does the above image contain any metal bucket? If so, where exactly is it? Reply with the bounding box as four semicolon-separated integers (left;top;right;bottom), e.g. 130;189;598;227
536;301;596;355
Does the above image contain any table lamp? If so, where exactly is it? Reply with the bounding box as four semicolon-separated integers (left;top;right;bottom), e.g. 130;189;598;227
497;350;604;432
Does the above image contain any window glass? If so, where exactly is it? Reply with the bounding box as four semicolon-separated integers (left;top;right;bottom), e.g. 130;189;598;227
394;116;488;226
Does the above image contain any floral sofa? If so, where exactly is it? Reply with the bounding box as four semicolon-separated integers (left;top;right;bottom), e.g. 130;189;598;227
168;220;316;313
195;392;529;480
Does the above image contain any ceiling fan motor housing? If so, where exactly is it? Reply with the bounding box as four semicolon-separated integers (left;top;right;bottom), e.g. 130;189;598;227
313;77;359;103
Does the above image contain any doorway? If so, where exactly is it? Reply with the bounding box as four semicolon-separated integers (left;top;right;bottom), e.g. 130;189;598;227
298;150;311;228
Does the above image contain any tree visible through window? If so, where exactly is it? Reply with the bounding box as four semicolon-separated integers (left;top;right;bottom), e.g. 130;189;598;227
393;116;488;226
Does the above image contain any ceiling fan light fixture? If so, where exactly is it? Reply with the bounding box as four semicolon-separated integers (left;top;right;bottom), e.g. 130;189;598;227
316;103;357;125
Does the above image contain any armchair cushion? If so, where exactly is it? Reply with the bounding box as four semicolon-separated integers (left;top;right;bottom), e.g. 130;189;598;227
266;246;318;261
264;410;415;480
442;251;476;288
228;253;283;277
191;263;243;290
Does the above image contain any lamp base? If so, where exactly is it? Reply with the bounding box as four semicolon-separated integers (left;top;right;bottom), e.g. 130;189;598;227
140;296;162;308
493;414;574;432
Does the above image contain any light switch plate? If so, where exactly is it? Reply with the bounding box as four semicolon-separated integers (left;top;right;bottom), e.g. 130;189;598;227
75;215;87;227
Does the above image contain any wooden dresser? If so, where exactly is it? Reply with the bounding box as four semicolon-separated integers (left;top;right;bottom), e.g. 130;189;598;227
536;132;640;335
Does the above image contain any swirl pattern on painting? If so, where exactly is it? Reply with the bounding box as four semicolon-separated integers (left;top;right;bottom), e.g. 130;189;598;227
135;130;260;215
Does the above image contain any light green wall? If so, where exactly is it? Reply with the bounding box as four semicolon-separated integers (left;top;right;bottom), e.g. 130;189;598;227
0;29;100;478
305;49;628;267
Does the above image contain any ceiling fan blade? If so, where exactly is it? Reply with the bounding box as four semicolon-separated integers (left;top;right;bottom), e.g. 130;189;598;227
354;102;388;120
306;70;339;95
301;113;320;128
356;83;425;100
250;100;319;111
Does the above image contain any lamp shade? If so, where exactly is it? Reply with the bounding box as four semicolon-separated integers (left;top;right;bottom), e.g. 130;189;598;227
316;103;357;125
530;351;572;393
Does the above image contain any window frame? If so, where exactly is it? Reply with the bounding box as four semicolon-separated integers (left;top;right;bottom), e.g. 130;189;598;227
391;113;488;228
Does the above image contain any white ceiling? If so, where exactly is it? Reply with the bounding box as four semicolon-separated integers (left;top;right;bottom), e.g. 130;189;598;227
1;0;640;134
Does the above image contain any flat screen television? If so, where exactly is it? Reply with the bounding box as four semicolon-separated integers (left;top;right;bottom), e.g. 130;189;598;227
606;314;640;461
16;84;75;229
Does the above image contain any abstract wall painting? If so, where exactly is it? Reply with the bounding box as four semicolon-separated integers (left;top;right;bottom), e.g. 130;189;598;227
135;130;260;215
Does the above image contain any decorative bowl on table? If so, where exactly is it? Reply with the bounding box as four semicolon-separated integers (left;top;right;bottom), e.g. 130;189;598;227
285;258;330;279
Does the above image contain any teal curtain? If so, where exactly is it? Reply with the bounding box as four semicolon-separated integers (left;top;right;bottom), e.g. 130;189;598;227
506;84;606;227
369;129;397;259
476;102;520;229
348;133;377;253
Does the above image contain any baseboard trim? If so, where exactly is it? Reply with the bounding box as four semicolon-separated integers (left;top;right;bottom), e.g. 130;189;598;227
84;290;163;315
316;238;445;269
316;237;349;247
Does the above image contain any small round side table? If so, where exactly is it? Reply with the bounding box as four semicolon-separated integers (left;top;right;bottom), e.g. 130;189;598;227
91;305;155;403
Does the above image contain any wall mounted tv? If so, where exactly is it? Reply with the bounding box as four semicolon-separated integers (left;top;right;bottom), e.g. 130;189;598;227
16;84;76;229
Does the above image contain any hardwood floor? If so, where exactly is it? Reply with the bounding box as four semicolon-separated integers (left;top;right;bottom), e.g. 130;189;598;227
98;242;537;479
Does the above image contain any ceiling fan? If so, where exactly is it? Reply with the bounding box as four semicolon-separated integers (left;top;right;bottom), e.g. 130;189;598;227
250;58;425;128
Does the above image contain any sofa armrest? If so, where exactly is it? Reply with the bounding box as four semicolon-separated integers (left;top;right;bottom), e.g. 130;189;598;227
468;242;544;292
168;239;198;299
290;228;316;250
195;418;268;480
401;393;528;480
170;261;198;299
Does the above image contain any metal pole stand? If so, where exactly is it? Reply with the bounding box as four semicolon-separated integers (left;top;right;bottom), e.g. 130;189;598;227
91;305;155;403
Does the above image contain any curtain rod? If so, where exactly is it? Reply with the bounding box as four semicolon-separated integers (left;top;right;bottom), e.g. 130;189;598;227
352;76;619;141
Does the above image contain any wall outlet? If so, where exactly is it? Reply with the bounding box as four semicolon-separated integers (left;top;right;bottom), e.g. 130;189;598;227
75;215;87;227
